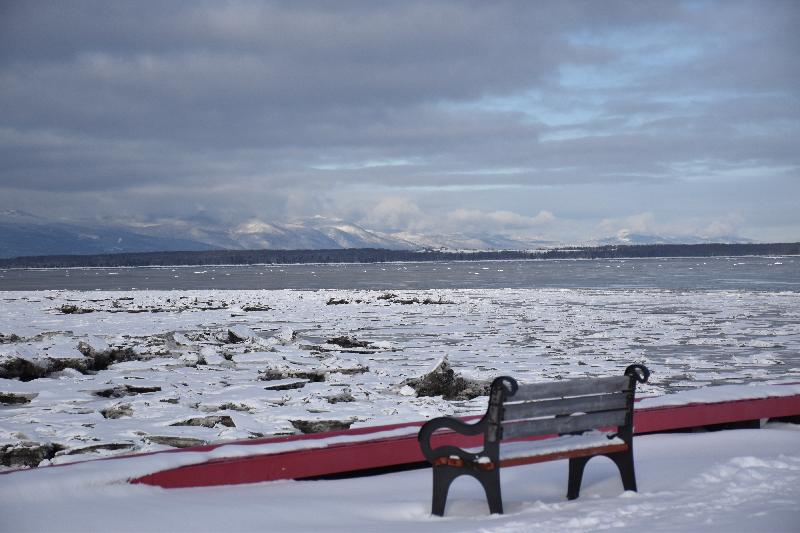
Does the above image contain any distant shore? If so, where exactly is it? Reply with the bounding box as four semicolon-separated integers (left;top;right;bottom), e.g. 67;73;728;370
1;242;798;269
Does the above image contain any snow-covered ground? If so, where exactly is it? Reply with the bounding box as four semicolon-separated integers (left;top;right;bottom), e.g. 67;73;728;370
2;288;799;466
1;423;798;532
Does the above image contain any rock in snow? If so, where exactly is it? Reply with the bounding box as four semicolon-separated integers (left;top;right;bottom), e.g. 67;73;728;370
0;391;38;405
290;418;357;434
100;403;134;419
326;336;371;349
145;436;207;448
170;416;236;429
227;325;261;343
0;442;61;468
401;356;490;400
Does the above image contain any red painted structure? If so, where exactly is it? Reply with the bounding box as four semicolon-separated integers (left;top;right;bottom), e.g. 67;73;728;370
130;391;800;489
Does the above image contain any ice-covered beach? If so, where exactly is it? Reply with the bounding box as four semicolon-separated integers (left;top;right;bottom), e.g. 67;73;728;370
2;285;799;465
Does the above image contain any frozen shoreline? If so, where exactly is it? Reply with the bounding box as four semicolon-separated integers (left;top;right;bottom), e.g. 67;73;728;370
2;287;799;468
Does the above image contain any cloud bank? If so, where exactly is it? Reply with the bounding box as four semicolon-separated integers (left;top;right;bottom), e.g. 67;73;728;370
1;0;797;243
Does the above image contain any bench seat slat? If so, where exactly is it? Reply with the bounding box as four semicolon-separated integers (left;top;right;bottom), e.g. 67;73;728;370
502;409;627;439
504;392;629;421
466;432;626;463
511;376;631;402
499;442;628;468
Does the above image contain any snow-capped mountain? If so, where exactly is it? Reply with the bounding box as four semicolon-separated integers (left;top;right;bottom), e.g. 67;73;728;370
596;231;753;246
128;216;419;252
0;211;419;258
388;231;555;251
229;216;417;250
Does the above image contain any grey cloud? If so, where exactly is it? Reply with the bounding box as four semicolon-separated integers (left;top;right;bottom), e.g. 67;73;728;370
0;0;797;241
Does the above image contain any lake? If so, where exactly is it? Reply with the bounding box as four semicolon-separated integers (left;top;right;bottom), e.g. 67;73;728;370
1;256;798;291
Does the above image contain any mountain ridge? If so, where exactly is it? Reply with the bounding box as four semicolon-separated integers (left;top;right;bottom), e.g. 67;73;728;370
0;209;759;259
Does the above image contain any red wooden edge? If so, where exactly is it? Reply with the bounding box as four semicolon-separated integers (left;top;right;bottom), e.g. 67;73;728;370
129;392;800;489
633;394;800;434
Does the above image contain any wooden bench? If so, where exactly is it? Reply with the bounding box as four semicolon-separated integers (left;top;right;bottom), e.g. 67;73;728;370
417;364;650;516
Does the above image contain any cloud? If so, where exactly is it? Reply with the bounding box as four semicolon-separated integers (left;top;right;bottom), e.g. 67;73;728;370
360;196;555;237
698;215;744;239
362;197;426;231
446;209;555;232
0;1;797;241
600;212;656;236
598;211;749;242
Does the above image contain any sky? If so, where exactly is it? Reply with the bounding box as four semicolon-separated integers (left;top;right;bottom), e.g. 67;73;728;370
1;0;798;244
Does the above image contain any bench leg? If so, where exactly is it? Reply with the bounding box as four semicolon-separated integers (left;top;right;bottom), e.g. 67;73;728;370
477;469;503;515
431;467;504;516
608;450;637;493
568;451;637;500
431;467;458;516
567;456;590;500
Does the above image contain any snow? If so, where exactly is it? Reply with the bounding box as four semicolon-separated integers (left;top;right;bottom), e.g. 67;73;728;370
476;432;626;462
1;424;798;532
639;382;800;409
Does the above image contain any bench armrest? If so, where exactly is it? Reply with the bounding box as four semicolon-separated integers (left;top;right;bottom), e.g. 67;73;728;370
624;364;650;384
418;416;486;463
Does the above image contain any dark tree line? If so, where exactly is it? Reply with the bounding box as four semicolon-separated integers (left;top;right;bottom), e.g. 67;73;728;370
0;242;798;269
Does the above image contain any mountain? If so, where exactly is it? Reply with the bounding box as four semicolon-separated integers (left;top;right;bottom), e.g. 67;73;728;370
126;216;418;252
596;231;754;246
0;209;757;259
133;217;557;253
389;231;555;251
0;211;417;259
233;216;417;250
0;210;216;259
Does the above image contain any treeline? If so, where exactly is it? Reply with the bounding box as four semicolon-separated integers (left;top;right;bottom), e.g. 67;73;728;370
573;242;800;259
0;242;798;268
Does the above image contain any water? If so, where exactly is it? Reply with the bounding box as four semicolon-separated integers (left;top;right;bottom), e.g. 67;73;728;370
0;256;797;291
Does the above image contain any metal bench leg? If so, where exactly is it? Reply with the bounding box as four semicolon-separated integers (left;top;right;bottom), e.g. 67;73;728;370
567;456;591;500
607;450;637;492
477;469;503;514
431;467;459;516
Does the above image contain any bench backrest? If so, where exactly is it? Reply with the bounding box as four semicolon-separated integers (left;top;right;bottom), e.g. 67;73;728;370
485;365;649;446
502;376;632;439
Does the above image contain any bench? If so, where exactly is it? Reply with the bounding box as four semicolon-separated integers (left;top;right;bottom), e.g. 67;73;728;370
417;364;650;516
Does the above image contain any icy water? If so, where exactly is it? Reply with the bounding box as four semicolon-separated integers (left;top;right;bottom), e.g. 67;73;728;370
1;256;798;291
